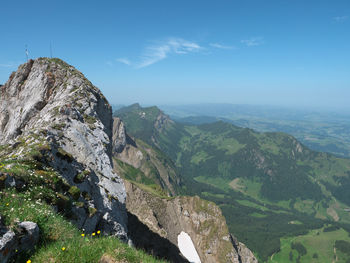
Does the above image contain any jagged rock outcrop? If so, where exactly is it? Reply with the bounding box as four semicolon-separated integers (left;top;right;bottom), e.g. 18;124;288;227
0;58;127;238
111;117;257;262
154;112;173;132
113;103;176;150
0;216;39;263
231;239;258;263
112;117;127;153
125;181;258;263
0;58;257;263
112;117;180;196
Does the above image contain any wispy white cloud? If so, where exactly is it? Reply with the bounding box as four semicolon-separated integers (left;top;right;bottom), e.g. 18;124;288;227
115;37;255;69
241;37;264;47
210;43;236;50
137;44;170;68
333;15;348;22
0;62;18;68
137;38;202;68
116;58;131;66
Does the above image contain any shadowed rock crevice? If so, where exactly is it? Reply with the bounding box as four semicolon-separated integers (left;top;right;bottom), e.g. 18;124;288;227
112;115;258;262
231;235;243;263
124;180;257;263
127;212;189;263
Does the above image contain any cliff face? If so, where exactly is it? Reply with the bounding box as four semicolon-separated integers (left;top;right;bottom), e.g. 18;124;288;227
125;181;257;263
112;117;181;196
112;117;258;263
0;58;257;263
0;58;127;238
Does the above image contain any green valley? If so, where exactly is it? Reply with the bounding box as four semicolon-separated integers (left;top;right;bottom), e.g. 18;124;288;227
115;104;350;262
269;226;350;263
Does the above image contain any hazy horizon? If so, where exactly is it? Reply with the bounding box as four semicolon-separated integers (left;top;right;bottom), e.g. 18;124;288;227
113;101;350;114
1;0;349;111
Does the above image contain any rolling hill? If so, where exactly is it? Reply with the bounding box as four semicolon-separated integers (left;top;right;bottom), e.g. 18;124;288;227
161;104;350;158
115;104;350;262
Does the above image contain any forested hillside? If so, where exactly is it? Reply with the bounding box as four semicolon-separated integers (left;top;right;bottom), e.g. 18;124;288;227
115;104;350;262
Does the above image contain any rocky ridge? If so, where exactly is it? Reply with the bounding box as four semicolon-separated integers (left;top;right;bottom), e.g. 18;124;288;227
0;58;127;238
112;117;181;196
112;117;258;263
113;103;176;150
125;181;257;263
0;58;257;262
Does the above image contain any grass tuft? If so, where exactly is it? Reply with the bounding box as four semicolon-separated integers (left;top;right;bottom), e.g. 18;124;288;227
0;188;167;263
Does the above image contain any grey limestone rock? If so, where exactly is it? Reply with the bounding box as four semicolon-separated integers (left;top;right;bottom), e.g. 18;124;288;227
125;181;258;263
231;235;258;263
0;218;40;263
18;221;40;251
0;226;16;263
0;58;128;239
112;117;127;153
112;118;181;196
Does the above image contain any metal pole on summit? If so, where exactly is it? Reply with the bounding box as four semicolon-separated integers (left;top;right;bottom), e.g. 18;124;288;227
25;45;29;61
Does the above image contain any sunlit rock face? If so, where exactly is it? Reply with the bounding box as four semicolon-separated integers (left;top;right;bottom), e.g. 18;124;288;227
0;58;128;239
124;180;258;263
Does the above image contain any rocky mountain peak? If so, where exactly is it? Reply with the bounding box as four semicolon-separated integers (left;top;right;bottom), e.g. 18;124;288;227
0;58;111;143
154;110;173;132
0;58;128;239
1;58;258;262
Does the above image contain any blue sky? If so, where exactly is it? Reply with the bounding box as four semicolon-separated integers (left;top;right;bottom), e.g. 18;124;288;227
1;0;349;110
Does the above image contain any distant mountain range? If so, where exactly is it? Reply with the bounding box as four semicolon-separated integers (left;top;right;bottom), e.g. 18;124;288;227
115;103;350;262
157;103;350;158
0;59;255;263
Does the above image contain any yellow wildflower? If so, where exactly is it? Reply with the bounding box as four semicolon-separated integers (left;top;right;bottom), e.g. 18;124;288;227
92;232;96;236
97;230;101;234
81;233;85;237
27;260;31;263
61;247;66;251
6;203;9;206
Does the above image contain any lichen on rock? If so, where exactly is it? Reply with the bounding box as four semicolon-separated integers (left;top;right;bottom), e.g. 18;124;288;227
0;58;128;239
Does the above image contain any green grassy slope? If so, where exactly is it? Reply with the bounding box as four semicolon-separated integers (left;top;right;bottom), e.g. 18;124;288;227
112;132;183;197
0;135;166;263
0;189;166;263
113;158;172;199
115;104;350;262
268;226;350;263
